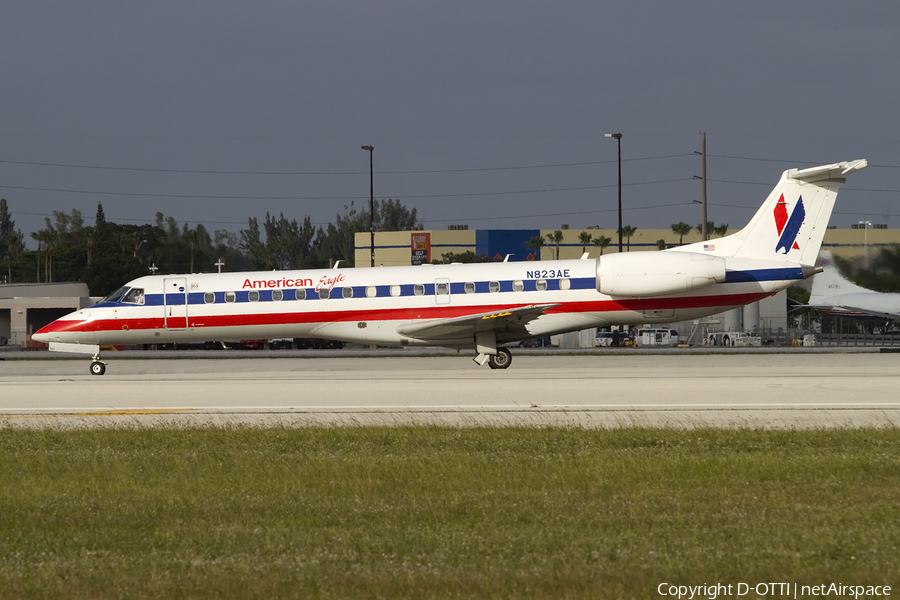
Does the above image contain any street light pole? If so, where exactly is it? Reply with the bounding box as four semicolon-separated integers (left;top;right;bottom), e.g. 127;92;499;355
361;145;375;267
605;133;623;252
859;220;872;262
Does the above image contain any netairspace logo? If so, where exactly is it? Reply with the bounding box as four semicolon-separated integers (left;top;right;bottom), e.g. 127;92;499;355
657;582;892;599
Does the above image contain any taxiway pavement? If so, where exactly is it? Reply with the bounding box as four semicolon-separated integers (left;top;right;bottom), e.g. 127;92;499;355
1;350;897;428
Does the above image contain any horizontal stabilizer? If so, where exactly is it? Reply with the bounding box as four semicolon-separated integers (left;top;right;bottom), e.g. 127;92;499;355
790;159;868;183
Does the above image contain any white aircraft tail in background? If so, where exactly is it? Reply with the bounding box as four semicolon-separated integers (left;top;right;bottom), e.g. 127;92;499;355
808;250;900;321
34;160;868;375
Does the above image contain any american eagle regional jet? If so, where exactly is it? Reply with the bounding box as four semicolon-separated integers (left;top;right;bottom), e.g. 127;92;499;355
34;160;868;375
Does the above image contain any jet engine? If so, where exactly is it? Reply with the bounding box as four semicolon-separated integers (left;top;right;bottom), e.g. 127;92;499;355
595;252;727;297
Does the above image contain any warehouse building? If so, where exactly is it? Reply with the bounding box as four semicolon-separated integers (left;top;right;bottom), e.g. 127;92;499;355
0;283;94;348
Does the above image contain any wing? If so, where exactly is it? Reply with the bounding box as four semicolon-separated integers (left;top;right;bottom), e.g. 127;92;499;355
396;304;560;341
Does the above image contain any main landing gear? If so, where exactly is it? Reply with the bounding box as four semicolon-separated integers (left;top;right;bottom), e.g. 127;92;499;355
90;352;108;376
488;347;512;370
473;347;512;369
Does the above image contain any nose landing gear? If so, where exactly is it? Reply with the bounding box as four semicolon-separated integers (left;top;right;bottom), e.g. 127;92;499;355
90;353;108;376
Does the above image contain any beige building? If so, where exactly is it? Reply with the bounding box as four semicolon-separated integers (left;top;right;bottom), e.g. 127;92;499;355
354;226;899;266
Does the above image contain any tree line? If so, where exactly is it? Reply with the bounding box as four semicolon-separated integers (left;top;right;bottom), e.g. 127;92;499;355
525;220;732;259
0;197;418;296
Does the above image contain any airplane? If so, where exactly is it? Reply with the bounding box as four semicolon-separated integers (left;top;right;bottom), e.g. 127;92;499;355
33;159;868;375
807;250;900;322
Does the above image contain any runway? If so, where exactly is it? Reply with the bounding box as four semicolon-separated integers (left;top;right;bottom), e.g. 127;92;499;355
1;350;898;428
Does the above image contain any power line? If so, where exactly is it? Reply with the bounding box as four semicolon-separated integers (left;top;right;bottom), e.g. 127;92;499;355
709;153;900;170
0;178;696;201
0;153;693;175
706;178;897;193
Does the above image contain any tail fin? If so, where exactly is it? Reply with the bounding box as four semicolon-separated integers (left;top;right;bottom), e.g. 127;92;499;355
730;160;867;265
809;250;871;303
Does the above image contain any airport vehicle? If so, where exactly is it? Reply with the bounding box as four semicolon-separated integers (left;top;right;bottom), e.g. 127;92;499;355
808;250;900;322
33;160;867;375
705;331;761;347
634;328;679;347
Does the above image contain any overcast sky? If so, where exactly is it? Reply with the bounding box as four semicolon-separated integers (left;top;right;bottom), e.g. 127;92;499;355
2;2;898;248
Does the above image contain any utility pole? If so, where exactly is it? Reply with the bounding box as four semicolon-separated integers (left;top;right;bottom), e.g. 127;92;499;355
701;132;708;241
694;132;709;241
361;145;375;267
604;132;623;252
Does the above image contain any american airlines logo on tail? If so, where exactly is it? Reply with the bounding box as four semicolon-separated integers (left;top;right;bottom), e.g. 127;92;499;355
774;194;805;254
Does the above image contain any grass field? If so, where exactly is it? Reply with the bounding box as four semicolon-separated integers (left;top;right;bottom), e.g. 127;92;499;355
0;427;898;599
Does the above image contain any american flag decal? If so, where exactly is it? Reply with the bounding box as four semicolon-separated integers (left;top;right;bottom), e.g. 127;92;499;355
704;244;715;251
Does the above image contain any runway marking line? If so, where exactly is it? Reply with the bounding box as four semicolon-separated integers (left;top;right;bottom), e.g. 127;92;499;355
4;404;900;419
76;409;198;416
0;409;198;419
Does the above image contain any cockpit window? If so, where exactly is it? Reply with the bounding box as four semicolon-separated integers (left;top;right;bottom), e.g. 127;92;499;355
103;286;130;304
122;288;145;305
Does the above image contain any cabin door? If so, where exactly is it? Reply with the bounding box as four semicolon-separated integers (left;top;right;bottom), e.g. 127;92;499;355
163;277;188;329
434;278;451;305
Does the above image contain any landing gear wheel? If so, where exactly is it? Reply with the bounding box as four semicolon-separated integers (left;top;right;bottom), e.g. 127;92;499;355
90;361;107;376
488;347;512;370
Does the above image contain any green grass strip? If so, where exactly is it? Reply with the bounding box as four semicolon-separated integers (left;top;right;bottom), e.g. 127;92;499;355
0;427;898;599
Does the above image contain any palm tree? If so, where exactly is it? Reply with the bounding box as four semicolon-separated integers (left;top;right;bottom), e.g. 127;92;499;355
593;235;611;256
525;235;546;261
618;225;637;251
696;221;715;237
714;223;729;238
578;231;593;255
545;230;564;260
671;222;692;245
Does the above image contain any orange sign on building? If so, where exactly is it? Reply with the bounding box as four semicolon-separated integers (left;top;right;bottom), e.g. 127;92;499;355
411;232;431;265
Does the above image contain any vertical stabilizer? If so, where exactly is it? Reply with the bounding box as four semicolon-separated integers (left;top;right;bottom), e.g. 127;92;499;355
730;160;867;265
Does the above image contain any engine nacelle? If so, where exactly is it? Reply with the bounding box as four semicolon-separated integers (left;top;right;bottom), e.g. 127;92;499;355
596;252;727;297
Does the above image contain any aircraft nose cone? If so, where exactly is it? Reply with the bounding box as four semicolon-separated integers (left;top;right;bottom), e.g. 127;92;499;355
32;315;86;343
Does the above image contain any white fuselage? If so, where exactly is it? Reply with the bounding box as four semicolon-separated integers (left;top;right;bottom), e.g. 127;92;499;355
34;255;796;350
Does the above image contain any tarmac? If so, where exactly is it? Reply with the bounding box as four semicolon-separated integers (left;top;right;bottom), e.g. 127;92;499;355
1;347;898;429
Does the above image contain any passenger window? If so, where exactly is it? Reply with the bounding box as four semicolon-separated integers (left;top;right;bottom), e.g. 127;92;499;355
489;281;500;293
122;288;145;305
436;282;449;295
390;285;401;297
296;288;306;301
535;279;547;291
464;282;475;294
342;287;353;299
225;291;236;303
204;292;215;304
248;290;259;302
513;280;524;292
366;286;377;298
559;278;570;291
414;284;425;296
272;289;283;301
319;288;329;300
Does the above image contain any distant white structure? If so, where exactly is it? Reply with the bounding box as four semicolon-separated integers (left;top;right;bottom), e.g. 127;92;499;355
809;251;900;321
